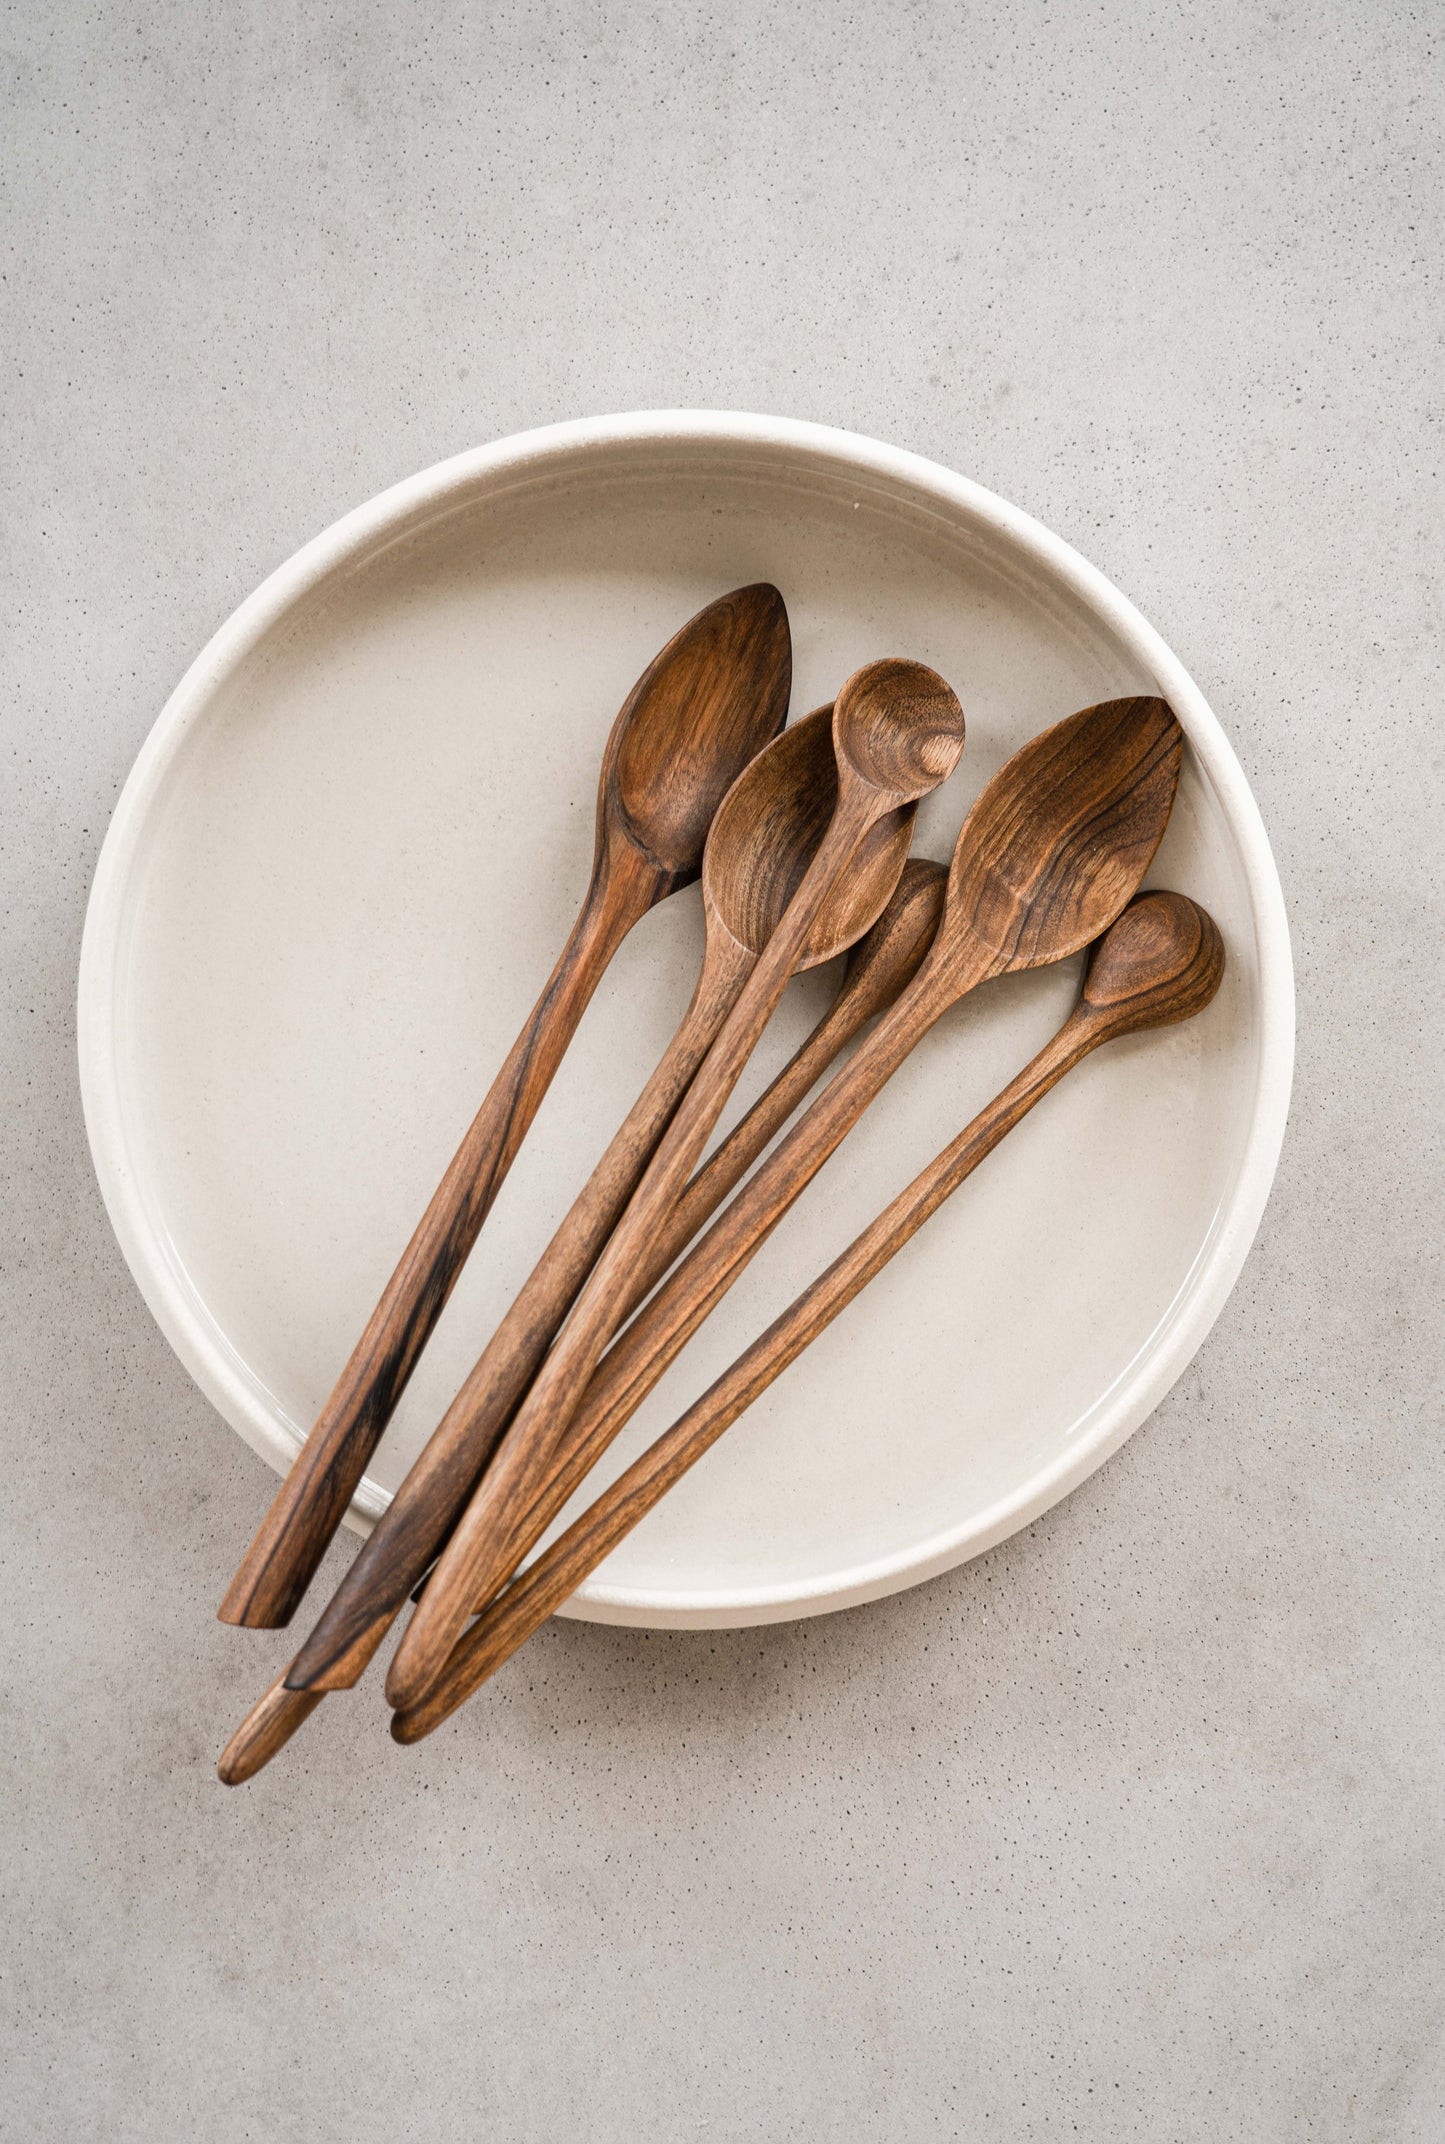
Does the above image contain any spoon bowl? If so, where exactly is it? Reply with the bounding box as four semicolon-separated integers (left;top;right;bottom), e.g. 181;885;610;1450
1081;887;1226;1034
614;583;792;877
833;657;968;800
936;695;1184;989
705;705;916;965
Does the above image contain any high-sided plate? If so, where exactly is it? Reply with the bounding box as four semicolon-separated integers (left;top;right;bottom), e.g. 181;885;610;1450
78;413;1292;1628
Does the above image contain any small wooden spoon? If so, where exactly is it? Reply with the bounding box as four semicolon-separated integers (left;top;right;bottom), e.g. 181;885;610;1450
410;697;1184;1642
217;791;941;1778
388;661;968;1706
219;584;792;1629
390;891;1225;1741
281;703;916;1693
217;864;945;1786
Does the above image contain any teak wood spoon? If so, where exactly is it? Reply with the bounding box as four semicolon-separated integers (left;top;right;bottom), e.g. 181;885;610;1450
218;583;792;1630
387;659;967;1705
281;703;918;1694
216;794;943;1777
390;864;941;1602
389;890;1225;1741
397;697;1184;1664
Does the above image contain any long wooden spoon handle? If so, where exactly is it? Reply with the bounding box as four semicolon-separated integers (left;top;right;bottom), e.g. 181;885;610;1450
218;1677;324;1785
215;938;884;1772
423;952;949;1630
282;937;752;1689
387;861;945;1619
391;1016;1100;1738
218;832;661;1630
387;791;882;1701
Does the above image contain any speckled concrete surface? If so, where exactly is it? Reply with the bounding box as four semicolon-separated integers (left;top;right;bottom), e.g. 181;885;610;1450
3;3;1441;2137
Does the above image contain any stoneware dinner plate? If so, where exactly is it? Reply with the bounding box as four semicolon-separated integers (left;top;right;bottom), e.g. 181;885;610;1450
79;413;1293;1629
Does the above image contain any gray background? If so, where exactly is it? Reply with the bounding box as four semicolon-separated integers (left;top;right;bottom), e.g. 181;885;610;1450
4;2;1441;2137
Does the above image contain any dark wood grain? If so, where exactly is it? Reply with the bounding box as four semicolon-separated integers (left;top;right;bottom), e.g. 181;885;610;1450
277;704;917;1693
387;662;967;1707
215;860;945;1780
422;697;1185;1631
390;891;1225;1741
217;584;792;1629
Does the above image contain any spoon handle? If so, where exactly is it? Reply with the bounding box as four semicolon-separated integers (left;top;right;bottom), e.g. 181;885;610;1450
387;790;883;1705
218;830;663;1630
413;951;949;1638
282;935;754;1690
392;1013;1099;1740
218;1677;323;1786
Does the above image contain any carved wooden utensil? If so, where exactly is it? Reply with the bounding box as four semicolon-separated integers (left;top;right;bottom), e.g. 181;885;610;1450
218;584;792;1630
399;697;1184;1662
279;705;917;1691
386;661;968;1704
390;891;1225;1741
217;796;943;1779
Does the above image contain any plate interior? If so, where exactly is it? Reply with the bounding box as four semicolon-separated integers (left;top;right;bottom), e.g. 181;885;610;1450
115;452;1261;1621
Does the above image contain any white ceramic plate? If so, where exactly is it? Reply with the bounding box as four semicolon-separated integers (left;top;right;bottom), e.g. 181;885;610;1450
79;413;1293;1629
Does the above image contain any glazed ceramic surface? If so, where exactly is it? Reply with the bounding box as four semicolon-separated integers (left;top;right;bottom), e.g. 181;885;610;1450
78;413;1293;1627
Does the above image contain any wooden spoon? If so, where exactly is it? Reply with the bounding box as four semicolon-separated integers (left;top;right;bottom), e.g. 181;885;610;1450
388;660;968;1705
280;703;916;1693
217;863;945;1786
410;852;948;1598
389;891;1225;1741
402;697;1184;1655
217;787;940;1778
218;584;792;1629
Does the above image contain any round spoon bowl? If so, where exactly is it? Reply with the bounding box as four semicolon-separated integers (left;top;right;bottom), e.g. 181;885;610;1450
833;656;967;801
1082;890;1227;1036
78;413;1293;1628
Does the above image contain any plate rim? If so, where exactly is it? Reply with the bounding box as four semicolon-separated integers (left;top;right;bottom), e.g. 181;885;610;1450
77;409;1295;1628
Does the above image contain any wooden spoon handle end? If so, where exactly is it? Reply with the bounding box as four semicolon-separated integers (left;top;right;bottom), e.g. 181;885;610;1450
217;1678;324;1786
